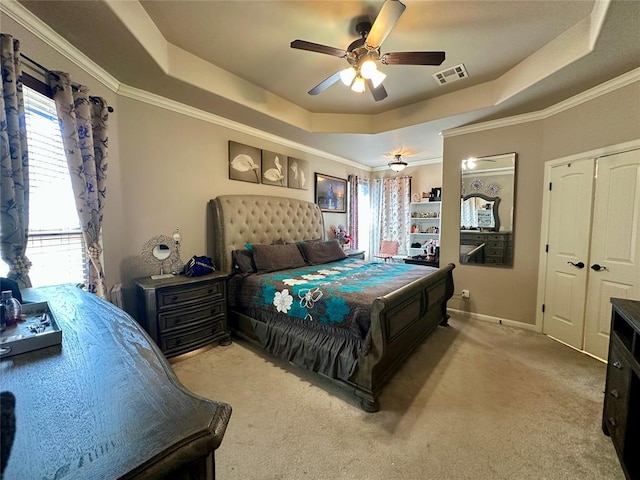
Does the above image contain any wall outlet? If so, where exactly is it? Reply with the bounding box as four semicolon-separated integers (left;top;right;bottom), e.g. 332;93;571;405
461;289;470;299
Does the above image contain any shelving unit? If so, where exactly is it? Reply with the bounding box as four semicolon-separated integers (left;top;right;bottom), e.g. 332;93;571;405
408;201;441;261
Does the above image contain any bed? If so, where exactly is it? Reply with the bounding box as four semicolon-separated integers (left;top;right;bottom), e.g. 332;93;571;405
208;194;455;412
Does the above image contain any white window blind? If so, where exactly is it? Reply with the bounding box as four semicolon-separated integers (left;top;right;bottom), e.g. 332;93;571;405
19;85;87;287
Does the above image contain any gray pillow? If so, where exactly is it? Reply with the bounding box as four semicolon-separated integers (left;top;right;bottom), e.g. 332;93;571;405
252;243;308;274
232;249;256;275
298;239;347;265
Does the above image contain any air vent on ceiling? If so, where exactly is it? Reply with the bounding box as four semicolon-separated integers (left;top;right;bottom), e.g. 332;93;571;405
433;64;468;85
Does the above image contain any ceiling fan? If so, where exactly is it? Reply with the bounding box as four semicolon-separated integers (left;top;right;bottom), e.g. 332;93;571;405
290;0;445;101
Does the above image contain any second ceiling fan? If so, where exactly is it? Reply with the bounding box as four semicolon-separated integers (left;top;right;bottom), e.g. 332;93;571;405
290;0;445;101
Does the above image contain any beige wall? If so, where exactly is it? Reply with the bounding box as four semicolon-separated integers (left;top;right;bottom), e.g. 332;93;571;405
442;81;640;325
114;97;370;296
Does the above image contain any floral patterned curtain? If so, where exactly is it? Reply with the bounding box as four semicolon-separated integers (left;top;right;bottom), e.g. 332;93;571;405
48;71;109;297
461;198;479;229
371;176;412;256
0;34;31;288
347;175;360;248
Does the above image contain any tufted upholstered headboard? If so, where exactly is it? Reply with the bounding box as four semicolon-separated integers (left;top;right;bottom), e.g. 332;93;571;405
208;195;326;273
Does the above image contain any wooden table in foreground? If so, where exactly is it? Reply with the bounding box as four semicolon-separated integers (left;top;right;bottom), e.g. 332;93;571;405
0;284;231;480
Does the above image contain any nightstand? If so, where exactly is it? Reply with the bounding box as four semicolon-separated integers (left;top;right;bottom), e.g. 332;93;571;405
134;272;230;358
344;249;365;260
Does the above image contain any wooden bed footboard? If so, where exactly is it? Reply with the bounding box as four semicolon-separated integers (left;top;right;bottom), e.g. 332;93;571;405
349;262;455;411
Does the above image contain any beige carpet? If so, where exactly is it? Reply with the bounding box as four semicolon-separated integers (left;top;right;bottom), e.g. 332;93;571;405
171;314;624;480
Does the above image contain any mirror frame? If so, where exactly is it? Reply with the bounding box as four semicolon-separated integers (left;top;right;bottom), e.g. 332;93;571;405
459;152;517;267
461;193;501;232
142;234;180;275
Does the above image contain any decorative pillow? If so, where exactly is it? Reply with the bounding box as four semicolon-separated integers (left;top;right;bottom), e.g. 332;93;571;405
298;239;347;265
252;243;308;274
232;249;257;275
246;239;287;250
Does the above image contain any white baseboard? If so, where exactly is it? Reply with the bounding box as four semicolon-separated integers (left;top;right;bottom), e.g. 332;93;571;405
447;308;538;332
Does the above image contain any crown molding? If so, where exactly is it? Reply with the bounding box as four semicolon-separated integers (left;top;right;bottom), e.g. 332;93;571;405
372;156;443;172
442;67;640;138
5;0;636;169
0;0;121;93
1;0;366;171
117;85;367;171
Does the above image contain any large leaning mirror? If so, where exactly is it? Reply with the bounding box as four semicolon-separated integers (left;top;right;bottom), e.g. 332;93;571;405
460;153;516;267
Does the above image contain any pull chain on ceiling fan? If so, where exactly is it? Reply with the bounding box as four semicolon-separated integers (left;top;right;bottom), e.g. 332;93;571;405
290;0;445;101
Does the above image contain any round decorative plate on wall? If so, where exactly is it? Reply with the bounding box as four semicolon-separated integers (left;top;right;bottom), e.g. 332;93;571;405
470;178;483;191
486;183;500;195
412;193;421;202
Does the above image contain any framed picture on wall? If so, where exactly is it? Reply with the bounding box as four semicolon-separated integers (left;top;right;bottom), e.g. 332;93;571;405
315;173;347;213
261;151;288;187
287;157;309;190
229;141;261;184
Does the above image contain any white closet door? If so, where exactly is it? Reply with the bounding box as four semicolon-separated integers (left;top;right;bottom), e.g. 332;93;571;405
584;149;640;359
542;160;595;349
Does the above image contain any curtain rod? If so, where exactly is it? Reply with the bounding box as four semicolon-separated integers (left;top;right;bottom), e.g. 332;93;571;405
20;53;115;113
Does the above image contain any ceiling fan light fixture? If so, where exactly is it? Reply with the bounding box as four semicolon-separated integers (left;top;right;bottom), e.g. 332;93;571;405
370;69;387;88
462;157;476;170
388;154;408;172
340;67;357;86
351;76;366;93
360;59;378;79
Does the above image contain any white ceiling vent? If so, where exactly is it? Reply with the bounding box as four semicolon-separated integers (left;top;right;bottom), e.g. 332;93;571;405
433;64;469;85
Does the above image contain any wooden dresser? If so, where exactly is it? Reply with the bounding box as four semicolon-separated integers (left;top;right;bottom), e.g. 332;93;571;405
135;273;231;358
0;284;231;480
603;298;640;480
459;231;512;265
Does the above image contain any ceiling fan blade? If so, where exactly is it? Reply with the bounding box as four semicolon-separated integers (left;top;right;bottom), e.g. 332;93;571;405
381;51;446;66
366;79;388;102
308;71;342;96
291;40;346;58
365;0;406;50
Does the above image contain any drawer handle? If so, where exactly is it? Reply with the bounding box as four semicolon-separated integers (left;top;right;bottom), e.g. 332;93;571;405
208;288;214;294
612;361;622;370
610;389;620;399
608;417;616;428
171;295;179;303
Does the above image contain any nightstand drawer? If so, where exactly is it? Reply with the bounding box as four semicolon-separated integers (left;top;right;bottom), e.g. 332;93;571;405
135;273;230;356
159;301;225;332
158;282;223;308
486;240;505;249
461;233;485;242
162;320;226;356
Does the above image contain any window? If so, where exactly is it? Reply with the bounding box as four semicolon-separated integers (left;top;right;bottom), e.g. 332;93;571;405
356;179;371;257
0;75;87;286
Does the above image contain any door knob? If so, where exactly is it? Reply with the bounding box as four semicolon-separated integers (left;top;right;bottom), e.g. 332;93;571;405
567;261;585;269
590;264;608;271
